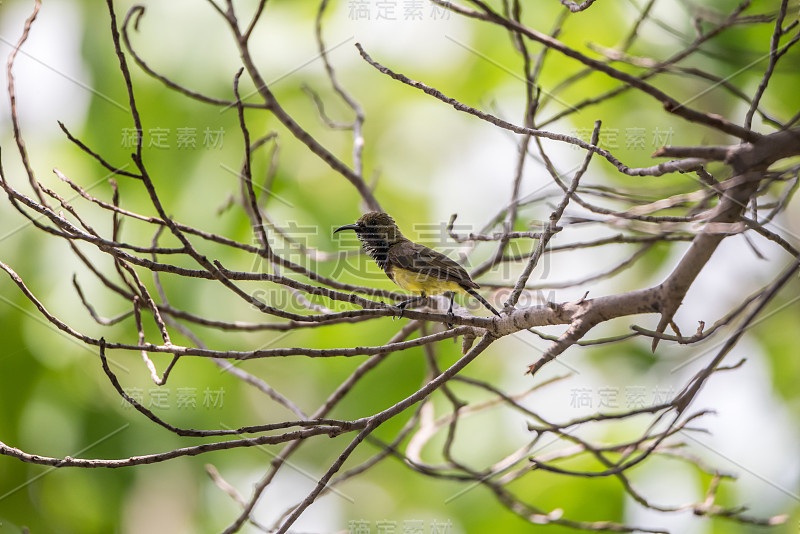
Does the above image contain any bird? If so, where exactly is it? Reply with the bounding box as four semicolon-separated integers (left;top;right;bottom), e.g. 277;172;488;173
334;211;500;320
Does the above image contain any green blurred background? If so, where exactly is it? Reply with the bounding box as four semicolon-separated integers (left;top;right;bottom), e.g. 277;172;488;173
0;0;798;532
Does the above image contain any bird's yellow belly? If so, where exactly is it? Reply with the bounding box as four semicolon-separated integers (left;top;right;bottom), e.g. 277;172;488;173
389;268;464;296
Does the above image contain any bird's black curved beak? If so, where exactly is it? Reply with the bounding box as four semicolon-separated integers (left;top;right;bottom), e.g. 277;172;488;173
333;223;359;235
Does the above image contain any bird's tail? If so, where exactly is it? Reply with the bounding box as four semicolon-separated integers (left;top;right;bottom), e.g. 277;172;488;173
463;286;501;316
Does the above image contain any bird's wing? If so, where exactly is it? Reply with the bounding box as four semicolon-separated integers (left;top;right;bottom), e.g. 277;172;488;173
388;241;479;289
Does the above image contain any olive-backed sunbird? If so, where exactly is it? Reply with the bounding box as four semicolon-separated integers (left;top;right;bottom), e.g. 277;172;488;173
334;211;500;319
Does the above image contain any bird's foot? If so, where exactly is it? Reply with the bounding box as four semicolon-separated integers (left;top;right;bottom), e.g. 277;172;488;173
445;310;455;330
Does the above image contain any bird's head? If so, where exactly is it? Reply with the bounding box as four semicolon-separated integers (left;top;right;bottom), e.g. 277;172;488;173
334;211;405;249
